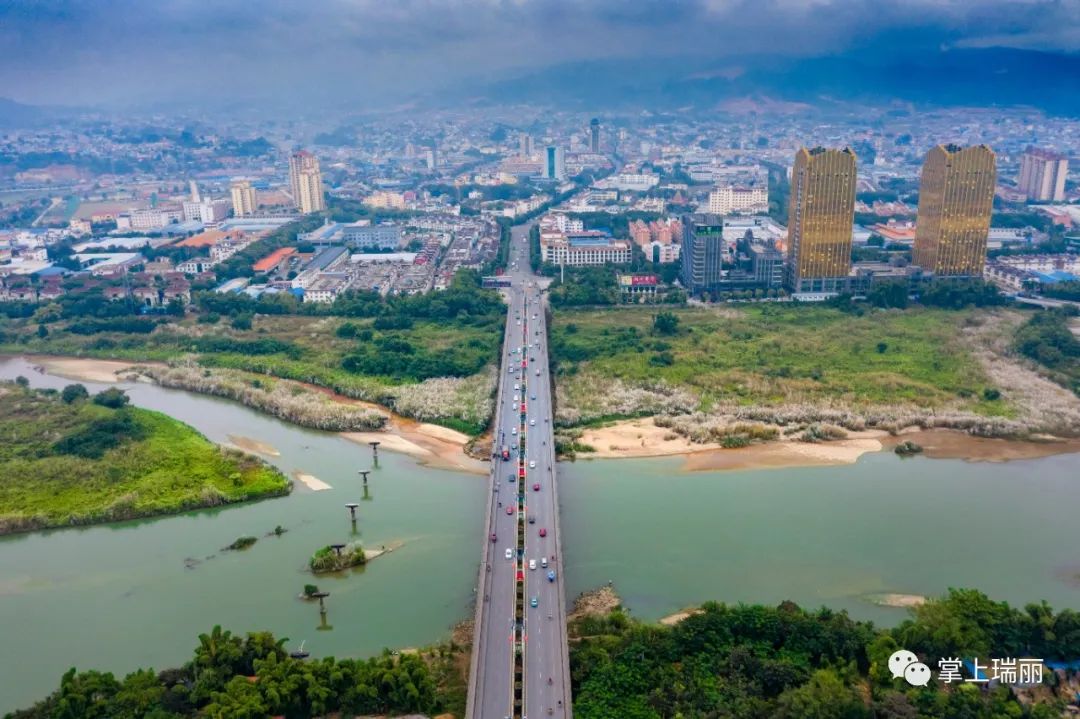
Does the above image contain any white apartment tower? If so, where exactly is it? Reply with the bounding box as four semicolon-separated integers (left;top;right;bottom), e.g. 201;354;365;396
289;151;325;213
230;180;258;218
1018;147;1068;202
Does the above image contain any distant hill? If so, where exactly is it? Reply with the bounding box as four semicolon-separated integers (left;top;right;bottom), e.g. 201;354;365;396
474;47;1080;116
0;97;47;127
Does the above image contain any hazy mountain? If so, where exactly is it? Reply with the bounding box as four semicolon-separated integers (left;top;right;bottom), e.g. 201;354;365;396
478;47;1080;116
0;97;48;127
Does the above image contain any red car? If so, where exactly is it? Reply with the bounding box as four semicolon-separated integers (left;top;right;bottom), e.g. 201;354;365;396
506;505;514;515
539;528;547;537
532;483;540;491
490;532;497;542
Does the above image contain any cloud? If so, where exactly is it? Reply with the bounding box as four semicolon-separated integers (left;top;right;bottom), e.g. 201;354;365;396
0;0;1076;107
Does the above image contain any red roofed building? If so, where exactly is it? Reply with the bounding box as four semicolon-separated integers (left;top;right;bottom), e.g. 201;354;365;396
253;247;297;274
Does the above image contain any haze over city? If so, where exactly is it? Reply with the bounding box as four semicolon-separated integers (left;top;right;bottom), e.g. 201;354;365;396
1;1;1080;718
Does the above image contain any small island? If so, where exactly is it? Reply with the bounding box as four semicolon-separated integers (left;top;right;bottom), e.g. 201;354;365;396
224;536;258;551
0;382;291;535
309;542;367;574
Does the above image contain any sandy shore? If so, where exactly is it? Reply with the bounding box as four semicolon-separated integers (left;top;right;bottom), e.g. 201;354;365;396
292;471;332;491
363;539;404;561
578;417;886;472
881;429;1080;463
568;585;621;623
227;435;281;457
659;608;704;626
343;418;487;475
576;417;1080;471
28;356;162;384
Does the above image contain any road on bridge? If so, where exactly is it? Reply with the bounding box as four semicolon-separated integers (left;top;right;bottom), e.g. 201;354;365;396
466;221;571;719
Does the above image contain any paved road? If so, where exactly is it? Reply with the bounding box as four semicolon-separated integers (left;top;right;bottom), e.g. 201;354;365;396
467;222;571;718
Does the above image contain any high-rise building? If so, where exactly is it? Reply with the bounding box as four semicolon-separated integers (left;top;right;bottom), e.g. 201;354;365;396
785;146;857;294
230;180;258;217
545;145;565;181
519;133;533;158
296;169;325;215
913;144;996;277
189;179;201;203
680;213;724;293
288;151;324;213
589;118;600;154
1018;146;1067;202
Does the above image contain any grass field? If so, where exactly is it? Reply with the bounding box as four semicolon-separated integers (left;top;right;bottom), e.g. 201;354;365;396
0;383;290;534
550;304;1011;422
0;313;501;433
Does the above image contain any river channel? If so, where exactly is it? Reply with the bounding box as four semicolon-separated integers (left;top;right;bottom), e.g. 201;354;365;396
2;356;1079;713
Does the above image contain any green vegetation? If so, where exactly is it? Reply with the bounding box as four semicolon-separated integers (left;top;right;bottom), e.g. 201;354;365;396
0;271;505;433
309;542;366;573
0;383;290;535
223;536;257;551
7;625;461;719
571;589;1078;718
1041;280;1080;302
551;304;1001;412
1014;308;1080;395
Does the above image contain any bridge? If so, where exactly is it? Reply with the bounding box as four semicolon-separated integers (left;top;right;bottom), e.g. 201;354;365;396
466;221;572;718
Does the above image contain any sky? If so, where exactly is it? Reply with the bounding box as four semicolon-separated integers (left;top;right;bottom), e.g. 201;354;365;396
1;0;1078;108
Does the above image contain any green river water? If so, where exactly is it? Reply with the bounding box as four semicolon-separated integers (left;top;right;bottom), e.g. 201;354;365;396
1;356;1079;713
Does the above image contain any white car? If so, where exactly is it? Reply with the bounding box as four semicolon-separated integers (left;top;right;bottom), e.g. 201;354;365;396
513;394;519;402
529;460;536;468
530;419;536;426
536;369;540;376
512;427;518;435
505;548;513;560
529;559;537;571
514;383;519;390
541;557;548;568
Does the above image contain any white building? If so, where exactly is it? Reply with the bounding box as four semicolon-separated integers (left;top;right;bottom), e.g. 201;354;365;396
605;172;660;192
1018;147;1068;202
303;274;351;303
183;199;231;225
540;232;632;266
547;214;584;233
230;181;258;218
128;208;183;231
706;185;768;215
645;240;681;264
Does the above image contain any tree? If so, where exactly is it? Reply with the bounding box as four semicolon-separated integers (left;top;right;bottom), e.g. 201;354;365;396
776;668;871;719
61;383;89;404
92;388;131;409
653;311;680;336
203;676;267;719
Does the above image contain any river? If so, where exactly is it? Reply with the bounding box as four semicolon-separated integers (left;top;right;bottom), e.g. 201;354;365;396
2;356;1080;713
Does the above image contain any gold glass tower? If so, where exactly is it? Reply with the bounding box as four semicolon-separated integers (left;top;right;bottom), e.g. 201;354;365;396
913;144;996;277
785;147;857;293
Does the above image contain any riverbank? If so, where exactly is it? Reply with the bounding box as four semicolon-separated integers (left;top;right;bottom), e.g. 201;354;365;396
0;382;291;536
572;416;1080;471
10;354;484;473
343;420;486;475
